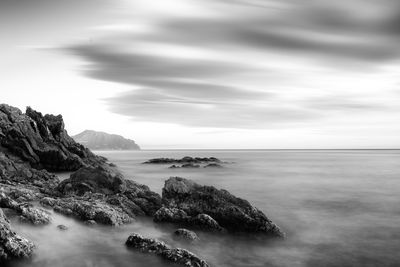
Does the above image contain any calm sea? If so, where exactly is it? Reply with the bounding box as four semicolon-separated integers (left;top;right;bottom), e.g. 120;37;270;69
6;150;400;267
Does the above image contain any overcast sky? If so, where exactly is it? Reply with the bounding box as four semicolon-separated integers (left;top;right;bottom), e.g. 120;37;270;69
1;0;399;149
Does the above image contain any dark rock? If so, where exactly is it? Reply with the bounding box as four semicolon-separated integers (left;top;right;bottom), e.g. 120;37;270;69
57;165;126;196
0;208;35;261
204;163;223;168
173;228;199;242
84;220;97;225
57;224;68;231
144;156;221;164
126;233;209;267
153;207;189;223
188;214;225;232
0;104;105;172
181;163;200;168
160;177;284;237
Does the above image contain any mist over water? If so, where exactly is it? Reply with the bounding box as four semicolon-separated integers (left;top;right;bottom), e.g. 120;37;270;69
5;150;400;267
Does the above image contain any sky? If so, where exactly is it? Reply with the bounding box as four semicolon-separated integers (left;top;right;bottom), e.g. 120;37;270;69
1;0;399;149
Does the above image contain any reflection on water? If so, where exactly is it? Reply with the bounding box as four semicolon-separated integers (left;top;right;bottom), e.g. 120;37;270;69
5;150;400;267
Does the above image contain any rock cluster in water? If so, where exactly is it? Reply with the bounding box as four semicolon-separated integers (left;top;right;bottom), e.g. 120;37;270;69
126;233;209;267
0;104;162;261
154;177;284;237
0;103;284;264
145;156;225;169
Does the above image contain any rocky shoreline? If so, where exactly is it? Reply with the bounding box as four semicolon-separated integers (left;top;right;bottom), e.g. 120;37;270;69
0;104;283;265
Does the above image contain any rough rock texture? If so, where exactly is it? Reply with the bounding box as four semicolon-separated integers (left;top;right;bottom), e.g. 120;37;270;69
173;229;199;242
57;165;126;196
40;195;132;226
0;192;51;225
126;233;209;267
0;104;105;171
0;208;35;261
154;207;225;232
58;166;162;216
73;130;140;150
144;156;221;164
159;177;284;237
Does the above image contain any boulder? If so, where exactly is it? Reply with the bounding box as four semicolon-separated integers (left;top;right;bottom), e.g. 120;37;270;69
161;177;284;237
153;207;189;223
57;165;126;196
57;225;68;231
0;208;35;261
173;229;199;242
126;233;209;267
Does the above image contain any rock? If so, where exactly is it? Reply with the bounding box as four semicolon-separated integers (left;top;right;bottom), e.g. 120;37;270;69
72;130;140;150
144;156;221;164
0;208;35;261
84;220;97;225
181;163;200;168
50;197;132;226
126;233;209;267
161;177;284;237
204;163;223;168
18;204;51;225
0;104;105;171
173;229;199;242
153;207;189;223
0;193;51;225
57;225;68;231
57;165;126;196
188;214;225;232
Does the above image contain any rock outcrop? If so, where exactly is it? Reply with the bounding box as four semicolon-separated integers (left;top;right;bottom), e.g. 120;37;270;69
156;177;284;237
0;104;105;171
144;156;221;164
126;233;209;267
0;208;35;261
73;130;140;150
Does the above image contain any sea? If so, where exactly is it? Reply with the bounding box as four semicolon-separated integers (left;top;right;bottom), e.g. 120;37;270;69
5;149;400;267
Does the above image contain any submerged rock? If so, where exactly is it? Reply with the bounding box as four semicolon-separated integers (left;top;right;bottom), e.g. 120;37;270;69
0;208;35;261
57;225;68;231
159;177;284;237
144;156;221;164
173;229;199;242
126;233;209;267
203;163;223;168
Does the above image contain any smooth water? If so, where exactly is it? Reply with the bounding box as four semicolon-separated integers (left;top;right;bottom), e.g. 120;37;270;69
5;150;400;267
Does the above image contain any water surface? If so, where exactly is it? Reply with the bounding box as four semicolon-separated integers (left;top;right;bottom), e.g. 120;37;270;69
6;150;400;267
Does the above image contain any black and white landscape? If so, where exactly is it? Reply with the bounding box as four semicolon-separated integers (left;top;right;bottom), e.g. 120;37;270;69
1;0;400;267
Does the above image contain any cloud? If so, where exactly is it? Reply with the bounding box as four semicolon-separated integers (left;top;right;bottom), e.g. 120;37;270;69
62;0;400;129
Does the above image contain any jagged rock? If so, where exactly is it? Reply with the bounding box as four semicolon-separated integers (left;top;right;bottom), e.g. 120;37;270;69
126;233;209;267
161;177;284;237
0;192;51;225
84;220;97;225
0;208;35;261
144;156;221;164
57;225;68;231
173;229;199;242
0;104;105;171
